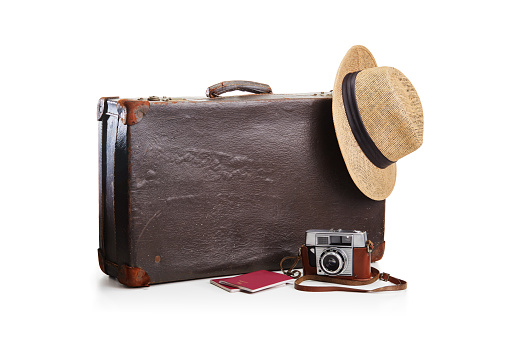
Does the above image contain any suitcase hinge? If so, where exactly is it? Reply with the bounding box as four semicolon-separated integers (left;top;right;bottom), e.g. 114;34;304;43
97;96;119;121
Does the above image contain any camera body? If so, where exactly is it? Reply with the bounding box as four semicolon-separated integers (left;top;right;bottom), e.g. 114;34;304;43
302;229;372;280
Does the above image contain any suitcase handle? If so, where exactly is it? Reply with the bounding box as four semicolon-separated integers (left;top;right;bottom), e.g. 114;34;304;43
206;80;272;98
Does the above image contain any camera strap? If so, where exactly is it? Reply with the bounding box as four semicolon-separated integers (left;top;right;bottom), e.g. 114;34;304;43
280;254;407;293
293;267;406;292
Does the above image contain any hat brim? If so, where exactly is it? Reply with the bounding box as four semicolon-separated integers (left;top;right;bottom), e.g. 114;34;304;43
332;45;396;201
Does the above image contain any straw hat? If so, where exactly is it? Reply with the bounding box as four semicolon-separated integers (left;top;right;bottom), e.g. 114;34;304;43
332;45;424;200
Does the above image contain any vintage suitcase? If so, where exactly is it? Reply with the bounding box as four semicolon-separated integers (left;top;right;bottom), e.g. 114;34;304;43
97;81;386;287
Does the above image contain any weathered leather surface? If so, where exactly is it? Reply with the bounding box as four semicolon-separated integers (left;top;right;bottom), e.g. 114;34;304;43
112;94;386;284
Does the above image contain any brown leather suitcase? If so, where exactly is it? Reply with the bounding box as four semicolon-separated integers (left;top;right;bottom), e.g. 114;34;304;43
97;81;386;287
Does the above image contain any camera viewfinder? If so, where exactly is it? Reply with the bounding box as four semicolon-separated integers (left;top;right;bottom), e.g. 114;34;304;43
330;236;342;245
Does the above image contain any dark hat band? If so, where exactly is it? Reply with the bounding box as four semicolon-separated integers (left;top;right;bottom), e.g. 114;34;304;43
342;71;395;169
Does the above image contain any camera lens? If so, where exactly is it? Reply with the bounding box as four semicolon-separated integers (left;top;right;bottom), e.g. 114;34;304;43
320;250;345;275
323;254;340;271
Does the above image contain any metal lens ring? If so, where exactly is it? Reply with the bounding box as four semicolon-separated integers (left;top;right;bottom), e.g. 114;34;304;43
319;248;346;275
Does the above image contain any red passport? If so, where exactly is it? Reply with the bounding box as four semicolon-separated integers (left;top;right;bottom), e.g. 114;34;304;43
210;278;241;292
219;270;293;293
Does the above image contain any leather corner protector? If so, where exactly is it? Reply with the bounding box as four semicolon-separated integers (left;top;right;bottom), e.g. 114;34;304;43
117;265;151;287
117;99;150;126
371;241;385;262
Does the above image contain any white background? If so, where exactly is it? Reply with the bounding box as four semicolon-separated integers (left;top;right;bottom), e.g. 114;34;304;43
2;1;508;338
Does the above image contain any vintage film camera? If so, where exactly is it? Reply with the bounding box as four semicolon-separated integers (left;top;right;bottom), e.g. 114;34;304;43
302;229;373;280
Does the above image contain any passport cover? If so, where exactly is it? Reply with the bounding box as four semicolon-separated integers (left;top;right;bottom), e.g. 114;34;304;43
219;270;293;293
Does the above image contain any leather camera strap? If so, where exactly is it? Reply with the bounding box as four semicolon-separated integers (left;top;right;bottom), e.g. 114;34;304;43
280;255;407;293
294;267;407;293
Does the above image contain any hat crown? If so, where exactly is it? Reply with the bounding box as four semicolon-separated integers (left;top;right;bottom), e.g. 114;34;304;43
355;66;424;162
